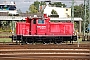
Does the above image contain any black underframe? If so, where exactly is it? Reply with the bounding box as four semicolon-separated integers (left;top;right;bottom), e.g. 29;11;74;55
11;35;77;44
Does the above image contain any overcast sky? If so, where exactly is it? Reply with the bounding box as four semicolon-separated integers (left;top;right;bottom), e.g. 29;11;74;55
0;0;84;12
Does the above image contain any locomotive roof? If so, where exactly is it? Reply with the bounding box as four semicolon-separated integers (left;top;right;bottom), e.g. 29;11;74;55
28;16;49;20
50;17;82;21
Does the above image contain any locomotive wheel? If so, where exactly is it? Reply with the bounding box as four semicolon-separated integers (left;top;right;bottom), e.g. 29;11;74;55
43;41;46;44
32;41;35;45
72;41;73;44
54;41;57;44
44;41;49;44
57;40;63;44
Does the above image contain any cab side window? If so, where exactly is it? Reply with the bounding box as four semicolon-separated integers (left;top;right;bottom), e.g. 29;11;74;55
33;19;36;24
38;20;44;24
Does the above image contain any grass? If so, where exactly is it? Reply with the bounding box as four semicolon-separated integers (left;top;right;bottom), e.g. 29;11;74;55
0;32;12;42
0;38;12;42
76;38;90;44
77;38;83;43
0;32;12;36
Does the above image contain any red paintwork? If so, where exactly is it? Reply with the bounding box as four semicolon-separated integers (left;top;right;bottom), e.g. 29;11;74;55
37;24;47;35
31;24;36;35
25;17;31;23
50;22;73;35
16;14;74;36
16;22;30;35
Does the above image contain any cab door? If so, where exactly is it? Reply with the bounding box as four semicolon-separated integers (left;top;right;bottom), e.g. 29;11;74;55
31;19;37;35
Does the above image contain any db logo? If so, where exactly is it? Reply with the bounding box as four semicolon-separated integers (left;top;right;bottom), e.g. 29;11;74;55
37;26;46;29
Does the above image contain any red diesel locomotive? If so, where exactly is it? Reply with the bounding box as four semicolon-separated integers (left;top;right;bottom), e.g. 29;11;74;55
12;14;77;44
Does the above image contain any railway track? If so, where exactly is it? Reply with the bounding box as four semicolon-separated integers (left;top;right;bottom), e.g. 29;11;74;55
0;43;90;60
0;56;89;60
0;49;90;60
0;49;89;53
0;43;89;49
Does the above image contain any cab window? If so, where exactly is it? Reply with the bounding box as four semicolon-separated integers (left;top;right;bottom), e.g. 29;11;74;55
38;19;44;24
33;19;36;24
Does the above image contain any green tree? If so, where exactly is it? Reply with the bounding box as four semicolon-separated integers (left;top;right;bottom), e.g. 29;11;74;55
50;2;66;7
17;9;22;14
0;21;10;31
34;1;40;11
74;4;84;32
29;4;38;13
40;1;46;6
74;3;89;32
51;9;58;15
74;4;84;18
26;11;29;13
29;1;46;13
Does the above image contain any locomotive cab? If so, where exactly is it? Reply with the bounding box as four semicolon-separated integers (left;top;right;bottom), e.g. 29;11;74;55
25;14;50;35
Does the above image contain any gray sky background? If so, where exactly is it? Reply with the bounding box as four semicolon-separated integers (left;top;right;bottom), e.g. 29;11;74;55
0;0;84;12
